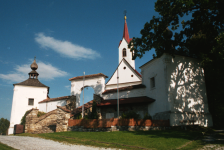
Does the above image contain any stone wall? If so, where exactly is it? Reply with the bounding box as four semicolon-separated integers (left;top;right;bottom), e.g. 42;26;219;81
25;107;71;134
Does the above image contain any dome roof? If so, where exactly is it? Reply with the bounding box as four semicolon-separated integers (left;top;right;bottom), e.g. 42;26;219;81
30;57;38;70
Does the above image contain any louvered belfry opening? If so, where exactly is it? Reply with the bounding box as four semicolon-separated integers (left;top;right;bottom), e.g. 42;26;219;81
29;57;39;79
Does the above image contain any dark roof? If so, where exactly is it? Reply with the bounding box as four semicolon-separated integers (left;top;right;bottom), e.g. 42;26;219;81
97;96;155;107
102;84;146;94
39;96;71;104
13;78;48;88
72;100;94;115
69;73;108;81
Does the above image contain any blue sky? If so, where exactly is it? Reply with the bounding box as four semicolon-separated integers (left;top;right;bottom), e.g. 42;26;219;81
0;0;162;120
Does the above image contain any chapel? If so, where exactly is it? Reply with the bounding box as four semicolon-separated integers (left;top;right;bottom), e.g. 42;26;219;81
8;58;49;135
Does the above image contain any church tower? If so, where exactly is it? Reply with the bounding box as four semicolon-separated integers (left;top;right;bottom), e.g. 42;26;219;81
118;15;135;69
106;15;141;90
8;58;49;135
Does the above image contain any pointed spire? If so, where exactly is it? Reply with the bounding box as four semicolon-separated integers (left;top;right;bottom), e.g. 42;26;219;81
122;14;131;43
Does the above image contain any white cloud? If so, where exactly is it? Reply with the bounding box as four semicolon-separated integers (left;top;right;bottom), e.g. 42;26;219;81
0;60;68;83
65;85;70;90
35;33;100;59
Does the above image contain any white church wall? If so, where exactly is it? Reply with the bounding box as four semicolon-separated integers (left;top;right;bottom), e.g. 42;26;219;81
165;54;212;127
71;76;105;107
140;54;168;117
39;100;67;113
102;88;145;100
9;85;48;135
119;38;135;68
106;60;141;89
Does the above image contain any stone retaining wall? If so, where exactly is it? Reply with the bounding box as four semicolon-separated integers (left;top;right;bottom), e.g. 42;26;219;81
25;107;70;134
67;126;171;132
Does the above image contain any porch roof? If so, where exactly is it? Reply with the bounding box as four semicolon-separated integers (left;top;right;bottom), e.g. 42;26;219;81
97;96;155;107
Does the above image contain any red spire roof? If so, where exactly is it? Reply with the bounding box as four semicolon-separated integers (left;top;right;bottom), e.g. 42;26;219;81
119;16;132;47
123;19;131;43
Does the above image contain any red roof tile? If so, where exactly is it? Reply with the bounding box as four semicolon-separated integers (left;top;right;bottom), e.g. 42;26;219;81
134;69;142;77
39;96;70;103
72;100;94;115
102;84;146;94
69;73;108;81
97;96;155;106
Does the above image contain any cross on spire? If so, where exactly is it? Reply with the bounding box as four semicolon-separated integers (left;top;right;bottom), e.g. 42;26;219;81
124;10;127;20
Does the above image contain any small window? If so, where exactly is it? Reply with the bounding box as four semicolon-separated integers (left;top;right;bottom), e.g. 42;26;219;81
123;67;126;69
150;77;155;88
131;75;133;77
123;48;126;57
28;98;34;105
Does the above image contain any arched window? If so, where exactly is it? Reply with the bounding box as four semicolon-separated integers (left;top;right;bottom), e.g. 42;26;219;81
123;48;126;57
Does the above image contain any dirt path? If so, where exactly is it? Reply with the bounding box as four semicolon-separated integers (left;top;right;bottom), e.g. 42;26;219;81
0;135;118;150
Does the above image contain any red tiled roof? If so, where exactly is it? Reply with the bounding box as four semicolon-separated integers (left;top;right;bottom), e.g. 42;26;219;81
69;73;108;81
72;100;94;115
39;96;70;103
97;96;155;107
134;69;142;77
102;84;146;94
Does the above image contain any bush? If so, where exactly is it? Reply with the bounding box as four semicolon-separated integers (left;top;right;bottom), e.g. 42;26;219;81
37;111;46;117
121;111;140;119
0;118;10;135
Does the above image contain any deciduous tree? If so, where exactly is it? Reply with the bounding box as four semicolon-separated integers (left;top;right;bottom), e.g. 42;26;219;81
130;0;224;128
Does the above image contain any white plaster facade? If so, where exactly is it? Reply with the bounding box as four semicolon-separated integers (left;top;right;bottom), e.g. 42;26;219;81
140;53;213;127
119;38;135;69
8;85;48;135
70;75;106;107
39;100;66;113
106;59;141;90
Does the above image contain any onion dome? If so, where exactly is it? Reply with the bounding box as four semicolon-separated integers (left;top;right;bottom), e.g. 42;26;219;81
30;57;38;71
29;57;39;79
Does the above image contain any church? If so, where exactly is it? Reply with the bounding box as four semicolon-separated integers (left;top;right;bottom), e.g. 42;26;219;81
8;15;213;134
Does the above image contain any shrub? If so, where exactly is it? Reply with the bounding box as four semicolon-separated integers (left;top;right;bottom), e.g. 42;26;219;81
20;110;30;130
37;111;46;117
121;111;140;119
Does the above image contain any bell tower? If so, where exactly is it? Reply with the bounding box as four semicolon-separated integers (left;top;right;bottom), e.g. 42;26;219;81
118;14;135;69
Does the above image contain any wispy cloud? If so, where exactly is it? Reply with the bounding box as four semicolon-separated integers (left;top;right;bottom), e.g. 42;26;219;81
0;60;68;83
35;33;101;59
65;85;70;90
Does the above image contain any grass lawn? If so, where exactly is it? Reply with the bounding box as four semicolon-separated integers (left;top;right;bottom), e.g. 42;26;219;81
17;129;207;150
0;142;17;150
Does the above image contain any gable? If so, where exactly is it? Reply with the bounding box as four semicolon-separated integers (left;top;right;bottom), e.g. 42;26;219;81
106;59;141;86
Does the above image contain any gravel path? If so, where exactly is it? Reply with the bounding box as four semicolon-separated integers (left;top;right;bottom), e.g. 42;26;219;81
0;135;118;150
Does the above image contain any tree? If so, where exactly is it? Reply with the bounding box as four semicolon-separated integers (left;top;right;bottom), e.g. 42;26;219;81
130;0;224;128
0;118;10;135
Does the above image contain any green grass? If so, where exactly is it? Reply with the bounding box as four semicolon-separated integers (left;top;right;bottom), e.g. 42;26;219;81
0;142;17;150
17;129;205;150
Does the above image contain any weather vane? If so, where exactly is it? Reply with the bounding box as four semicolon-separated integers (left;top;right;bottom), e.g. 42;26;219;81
34;56;36;60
